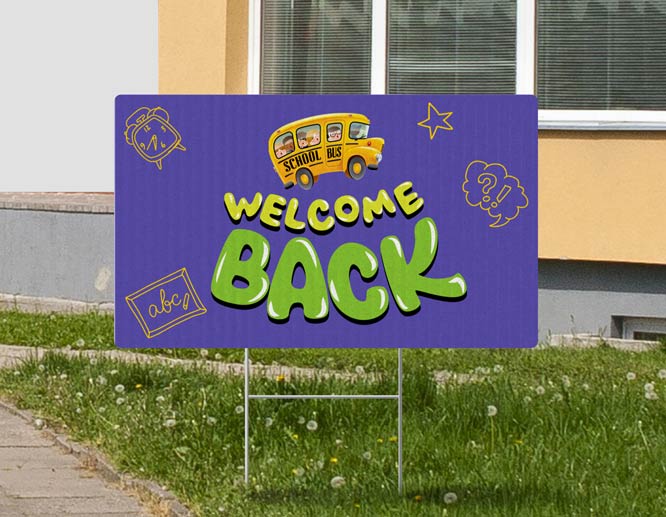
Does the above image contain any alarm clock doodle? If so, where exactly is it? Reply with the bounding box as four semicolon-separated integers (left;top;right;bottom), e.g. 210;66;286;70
124;107;186;170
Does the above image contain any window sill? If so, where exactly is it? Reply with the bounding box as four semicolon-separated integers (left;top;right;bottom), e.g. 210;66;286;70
539;110;666;131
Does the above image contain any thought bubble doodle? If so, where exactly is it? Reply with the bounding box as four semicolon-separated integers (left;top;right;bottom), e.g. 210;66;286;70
462;160;529;228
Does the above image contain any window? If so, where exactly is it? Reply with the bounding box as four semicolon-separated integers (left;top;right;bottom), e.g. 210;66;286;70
261;0;372;94
274;132;295;158
296;124;321;148
349;122;369;139
538;1;666;111
327;123;343;142
251;0;666;128
388;0;516;94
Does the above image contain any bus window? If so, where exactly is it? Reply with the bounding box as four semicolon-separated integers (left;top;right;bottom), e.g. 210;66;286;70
349;122;369;140
327;123;343;142
274;132;295;159
296;124;321;149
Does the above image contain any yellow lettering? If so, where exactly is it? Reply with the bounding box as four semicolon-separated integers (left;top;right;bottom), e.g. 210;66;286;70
393;182;424;217
307;199;334;233
224;192;263;222
284;198;306;232
362;189;396;225
334;195;360;225
260;194;287;229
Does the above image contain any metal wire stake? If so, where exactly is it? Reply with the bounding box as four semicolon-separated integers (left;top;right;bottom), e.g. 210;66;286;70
244;348;250;485
398;347;403;495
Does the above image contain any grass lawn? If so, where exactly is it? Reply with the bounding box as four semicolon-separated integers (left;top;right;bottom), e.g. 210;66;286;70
3;338;666;515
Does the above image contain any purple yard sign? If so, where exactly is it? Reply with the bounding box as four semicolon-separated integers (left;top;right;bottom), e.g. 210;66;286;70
115;95;537;348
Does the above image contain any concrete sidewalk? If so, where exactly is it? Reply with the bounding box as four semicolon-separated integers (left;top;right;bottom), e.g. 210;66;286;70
0;405;147;516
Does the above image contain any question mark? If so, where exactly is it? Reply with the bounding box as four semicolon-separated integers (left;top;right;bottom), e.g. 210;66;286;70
477;173;497;203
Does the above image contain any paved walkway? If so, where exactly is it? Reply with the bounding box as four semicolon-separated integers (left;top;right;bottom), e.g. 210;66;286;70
0;405;147;516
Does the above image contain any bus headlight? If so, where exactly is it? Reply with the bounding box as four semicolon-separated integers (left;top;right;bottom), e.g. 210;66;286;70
375;153;382;163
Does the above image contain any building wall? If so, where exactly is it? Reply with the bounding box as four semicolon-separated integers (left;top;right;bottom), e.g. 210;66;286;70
157;1;666;267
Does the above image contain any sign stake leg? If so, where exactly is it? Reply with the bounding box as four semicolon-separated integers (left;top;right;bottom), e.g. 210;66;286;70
244;347;250;485
398;347;403;495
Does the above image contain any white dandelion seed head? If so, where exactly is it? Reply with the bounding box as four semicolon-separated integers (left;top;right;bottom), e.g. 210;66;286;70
264;417;273;428
355;365;365;375
164;418;177;428
582;383;590;391
523;396;532;404
293;467;305;477
200;349;209;358
535;386;546;396
206;416;217;425
96;375;107;385
626;372;637;381
34;418;44;429
114;384;125;393
59;373;68;380
487;405;498;417
645;391;659;401
109;370;118;376
75;338;85;348
330;476;346;489
156;395;166;403
235;405;244;414
13;370;20;377
116;397;125;405
76;392;83;398
298;416;306;425
658;369;666;380
75;408;82;414
38;364;45;372
644;382;655;392
444;492;458;504
316;460;325;470
306;420;318;431
215;353;221;360
89;358;97;366
552;393;564;402
362;451;372;460
99;406;106;413
335;439;343;446
493;364;503;374
562;375;571;388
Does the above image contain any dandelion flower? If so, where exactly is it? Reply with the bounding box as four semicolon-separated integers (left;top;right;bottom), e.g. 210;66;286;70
645;391;659;401
116;397;125;405
89;358;97;366
135;384;143;389
362;451;372;461
99;406;106;413
355;365;365;375
315;460;325;470
265;417;274;428
329;457;338;464
414;495;423;502
330;476;346;489
114;384;125;394
658;369;666;380
562;375;571;389
76;392;83;398
493;364;503;374
306;420;318;432
535;386;545;396
335;439;343;446
75;338;85;348
627;372;637;381
156;395;166;403
200;349;209;358
75;408;82;414
582;383;590;391
109;369;118;376
644;382;655;392
523;396;532;404
206;416;217;425
487;405;498;417
235;405;244;414
292;467;305;477
214;353;221;360
292;434;299;440
377;438;384;444
298;416;306;425
444;492;458;504
552;393;564;402
276;374;286;383
34;419;44;429
164;418;177;428
38;364;45;372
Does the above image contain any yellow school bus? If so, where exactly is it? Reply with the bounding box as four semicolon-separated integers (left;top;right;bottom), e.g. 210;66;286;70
268;113;384;190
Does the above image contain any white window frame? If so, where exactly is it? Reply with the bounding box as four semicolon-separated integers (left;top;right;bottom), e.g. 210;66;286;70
248;0;666;130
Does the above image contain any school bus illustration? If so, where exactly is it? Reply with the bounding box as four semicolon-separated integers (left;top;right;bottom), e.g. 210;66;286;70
268;113;384;190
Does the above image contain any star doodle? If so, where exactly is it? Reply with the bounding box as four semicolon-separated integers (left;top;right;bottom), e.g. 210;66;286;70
417;102;453;140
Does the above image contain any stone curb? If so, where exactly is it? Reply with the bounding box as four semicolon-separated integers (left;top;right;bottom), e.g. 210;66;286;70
0;294;114;315
0;398;191;517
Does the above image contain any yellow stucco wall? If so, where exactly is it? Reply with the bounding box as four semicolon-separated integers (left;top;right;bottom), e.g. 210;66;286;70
158;1;666;265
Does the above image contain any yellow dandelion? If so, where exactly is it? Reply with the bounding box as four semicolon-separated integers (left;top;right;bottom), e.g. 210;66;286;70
354;503;361;508
330;457;338;464
276;374;286;382
389;436;398;443
292;433;299;440
414;495;423;502
135;384;143;389
514;439;524;445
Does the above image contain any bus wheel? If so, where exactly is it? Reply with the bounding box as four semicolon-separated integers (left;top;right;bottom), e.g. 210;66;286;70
296;168;314;190
347;157;366;180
